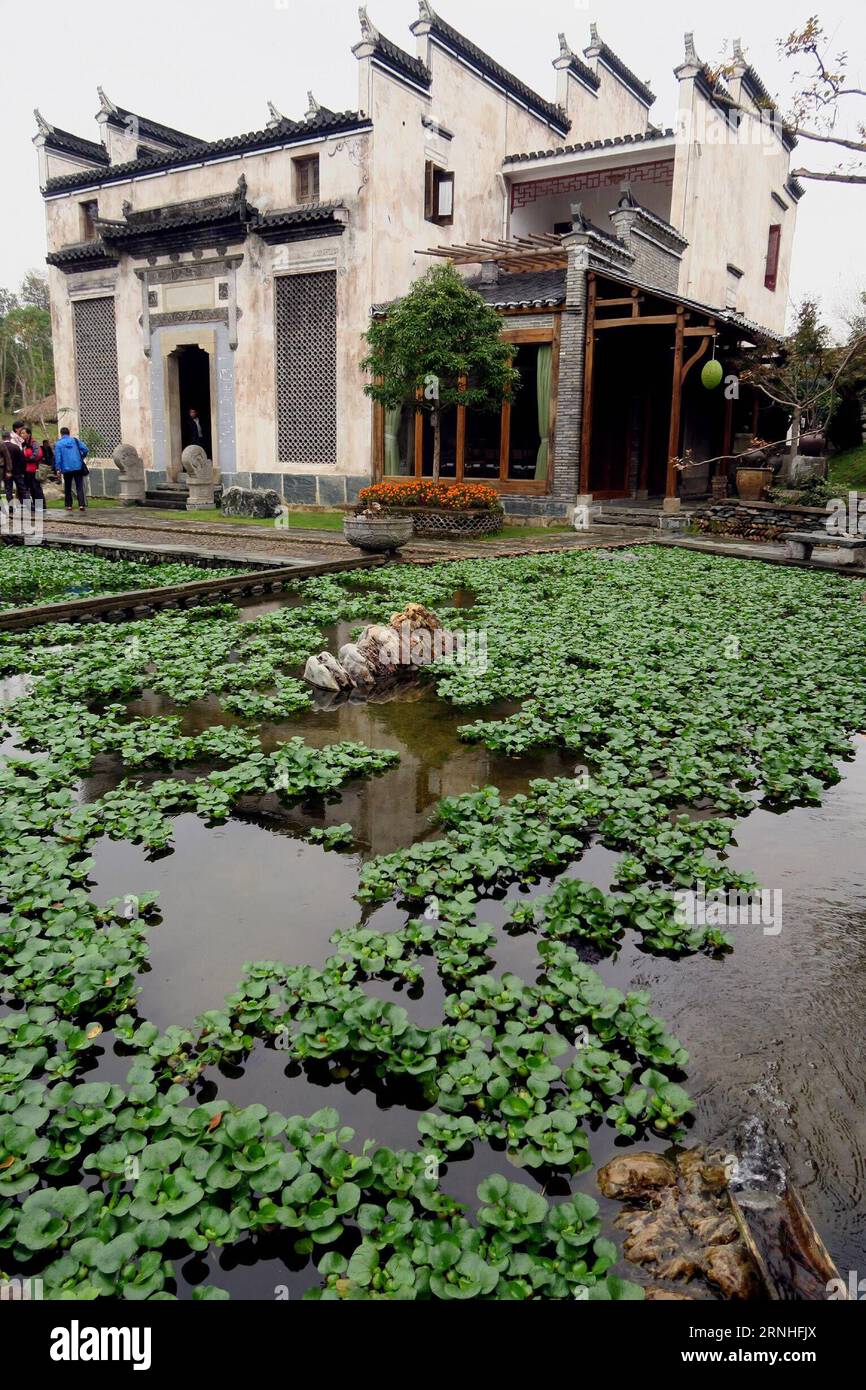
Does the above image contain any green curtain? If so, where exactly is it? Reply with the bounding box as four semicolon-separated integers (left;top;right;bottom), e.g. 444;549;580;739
535;345;553;481
384;405;402;475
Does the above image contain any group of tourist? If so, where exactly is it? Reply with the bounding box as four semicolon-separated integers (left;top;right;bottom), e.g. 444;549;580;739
0;423;90;514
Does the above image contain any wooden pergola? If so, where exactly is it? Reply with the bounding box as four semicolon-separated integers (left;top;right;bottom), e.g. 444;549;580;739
417;232;568;275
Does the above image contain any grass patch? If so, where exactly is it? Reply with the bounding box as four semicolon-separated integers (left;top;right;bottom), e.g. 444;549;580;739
828;444;866;492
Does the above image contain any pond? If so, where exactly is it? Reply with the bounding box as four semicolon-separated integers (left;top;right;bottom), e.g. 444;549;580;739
2;544;866;1301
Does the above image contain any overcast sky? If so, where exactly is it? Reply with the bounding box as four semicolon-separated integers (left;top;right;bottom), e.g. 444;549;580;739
2;0;863;333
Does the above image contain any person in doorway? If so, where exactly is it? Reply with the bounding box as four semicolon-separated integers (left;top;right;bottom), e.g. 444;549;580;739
183;407;205;450
17;426;46;515
1;431;26;505
53;426;89;512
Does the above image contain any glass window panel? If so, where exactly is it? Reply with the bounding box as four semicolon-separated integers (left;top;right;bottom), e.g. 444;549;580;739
463;404;503;478
421;408;457;478
508;343;542;480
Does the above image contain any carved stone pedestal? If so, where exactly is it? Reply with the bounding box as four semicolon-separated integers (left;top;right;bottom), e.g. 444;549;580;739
111;444;146;505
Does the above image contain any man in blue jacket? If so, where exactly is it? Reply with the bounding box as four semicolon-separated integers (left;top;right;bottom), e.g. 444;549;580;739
53;427;89;512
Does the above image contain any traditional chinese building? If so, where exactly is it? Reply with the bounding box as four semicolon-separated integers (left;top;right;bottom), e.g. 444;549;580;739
35;4;802;516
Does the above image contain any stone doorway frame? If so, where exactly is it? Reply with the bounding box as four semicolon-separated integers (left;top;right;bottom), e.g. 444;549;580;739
161;328;218;483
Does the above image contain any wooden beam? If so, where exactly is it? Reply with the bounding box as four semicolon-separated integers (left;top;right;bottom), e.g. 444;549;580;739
681;335;710;386
666;306;686;498
580;274;598;495
595;313;679;328
683;326;718;337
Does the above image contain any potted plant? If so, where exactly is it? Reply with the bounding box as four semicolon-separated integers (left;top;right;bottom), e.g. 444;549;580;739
343;501;414;554
356;480;504;538
735;438;775;500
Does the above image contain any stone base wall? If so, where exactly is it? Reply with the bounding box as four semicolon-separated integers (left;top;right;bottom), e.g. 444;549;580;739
502;495;573;520
84;468;372;507
691;499;830;538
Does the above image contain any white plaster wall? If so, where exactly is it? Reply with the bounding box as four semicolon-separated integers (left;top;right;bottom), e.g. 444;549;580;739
43;134;374;478
671;83;796;332
563;64;653;142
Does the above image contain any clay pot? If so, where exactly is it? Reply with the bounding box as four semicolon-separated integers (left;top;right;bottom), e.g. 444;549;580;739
798;430;827;457
735;465;774;501
343;515;414;553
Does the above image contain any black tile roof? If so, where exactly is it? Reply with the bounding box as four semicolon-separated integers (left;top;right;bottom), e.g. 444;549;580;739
412;4;568;134
612;188;688;245
370;30;431;89
43;109;372;195
784;176;805;202
252;202;349;243
563;52;600;92
468;268;566;308
503;126;674;165
104;104;202;149
45;240;119;271
585;33;655;107
42;123;110;166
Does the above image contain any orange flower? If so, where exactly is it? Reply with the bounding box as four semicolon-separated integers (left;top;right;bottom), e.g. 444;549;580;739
359;482;500;512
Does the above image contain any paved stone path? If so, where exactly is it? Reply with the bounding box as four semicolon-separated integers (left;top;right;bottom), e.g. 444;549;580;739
42;509;657;565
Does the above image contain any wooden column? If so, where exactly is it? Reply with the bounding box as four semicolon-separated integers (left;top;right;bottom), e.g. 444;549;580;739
665;305;686;498
579;273;597;495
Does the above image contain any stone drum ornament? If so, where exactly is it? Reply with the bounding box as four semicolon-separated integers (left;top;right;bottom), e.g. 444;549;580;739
180;444;215;510
111;443;146;505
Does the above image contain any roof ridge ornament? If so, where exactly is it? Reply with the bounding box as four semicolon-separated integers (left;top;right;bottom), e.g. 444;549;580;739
588;23;601;47
306;91;322;120
358;5;380;44
683;32;699;66
33;108;52;136
96;86;118;115
732;37;746;65
570;201;588;232
266;99;285;128
418;1;435;21
557;32;572;59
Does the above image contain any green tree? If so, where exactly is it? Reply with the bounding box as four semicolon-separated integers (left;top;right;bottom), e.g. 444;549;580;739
361;263;518;481
743;298;866;444
20;270;50;312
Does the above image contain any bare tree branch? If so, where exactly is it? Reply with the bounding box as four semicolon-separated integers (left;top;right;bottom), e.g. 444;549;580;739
790;168;866;183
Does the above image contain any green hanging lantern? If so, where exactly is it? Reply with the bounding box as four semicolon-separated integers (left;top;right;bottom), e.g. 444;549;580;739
701;358;724;390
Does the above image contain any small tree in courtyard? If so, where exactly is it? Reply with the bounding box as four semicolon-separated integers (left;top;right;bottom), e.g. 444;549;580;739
362;263;518;482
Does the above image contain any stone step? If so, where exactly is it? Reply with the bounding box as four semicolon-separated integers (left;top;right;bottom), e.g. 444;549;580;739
591;508;664;528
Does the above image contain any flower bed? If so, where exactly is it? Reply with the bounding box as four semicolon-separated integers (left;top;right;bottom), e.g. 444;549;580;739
358;482;503;537
359;481;501;512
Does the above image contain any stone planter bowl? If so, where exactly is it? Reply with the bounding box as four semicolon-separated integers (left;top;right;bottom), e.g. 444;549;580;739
735;465;775;501
344;515;414;554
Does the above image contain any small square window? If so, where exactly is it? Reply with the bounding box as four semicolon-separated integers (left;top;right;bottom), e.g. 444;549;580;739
79;199;99;242
425;161;455;226
294;155;320;204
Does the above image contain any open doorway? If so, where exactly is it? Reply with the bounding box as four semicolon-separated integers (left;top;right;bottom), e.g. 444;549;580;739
177;345;212;458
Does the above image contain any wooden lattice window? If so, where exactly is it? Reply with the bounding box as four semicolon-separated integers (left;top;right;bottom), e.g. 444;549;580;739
72;296;121;453
293;155;320;204
275;271;337;465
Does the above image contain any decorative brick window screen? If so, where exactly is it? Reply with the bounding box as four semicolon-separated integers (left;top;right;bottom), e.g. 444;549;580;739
511;158;675;210
275;271;337;465
72;296;122;453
